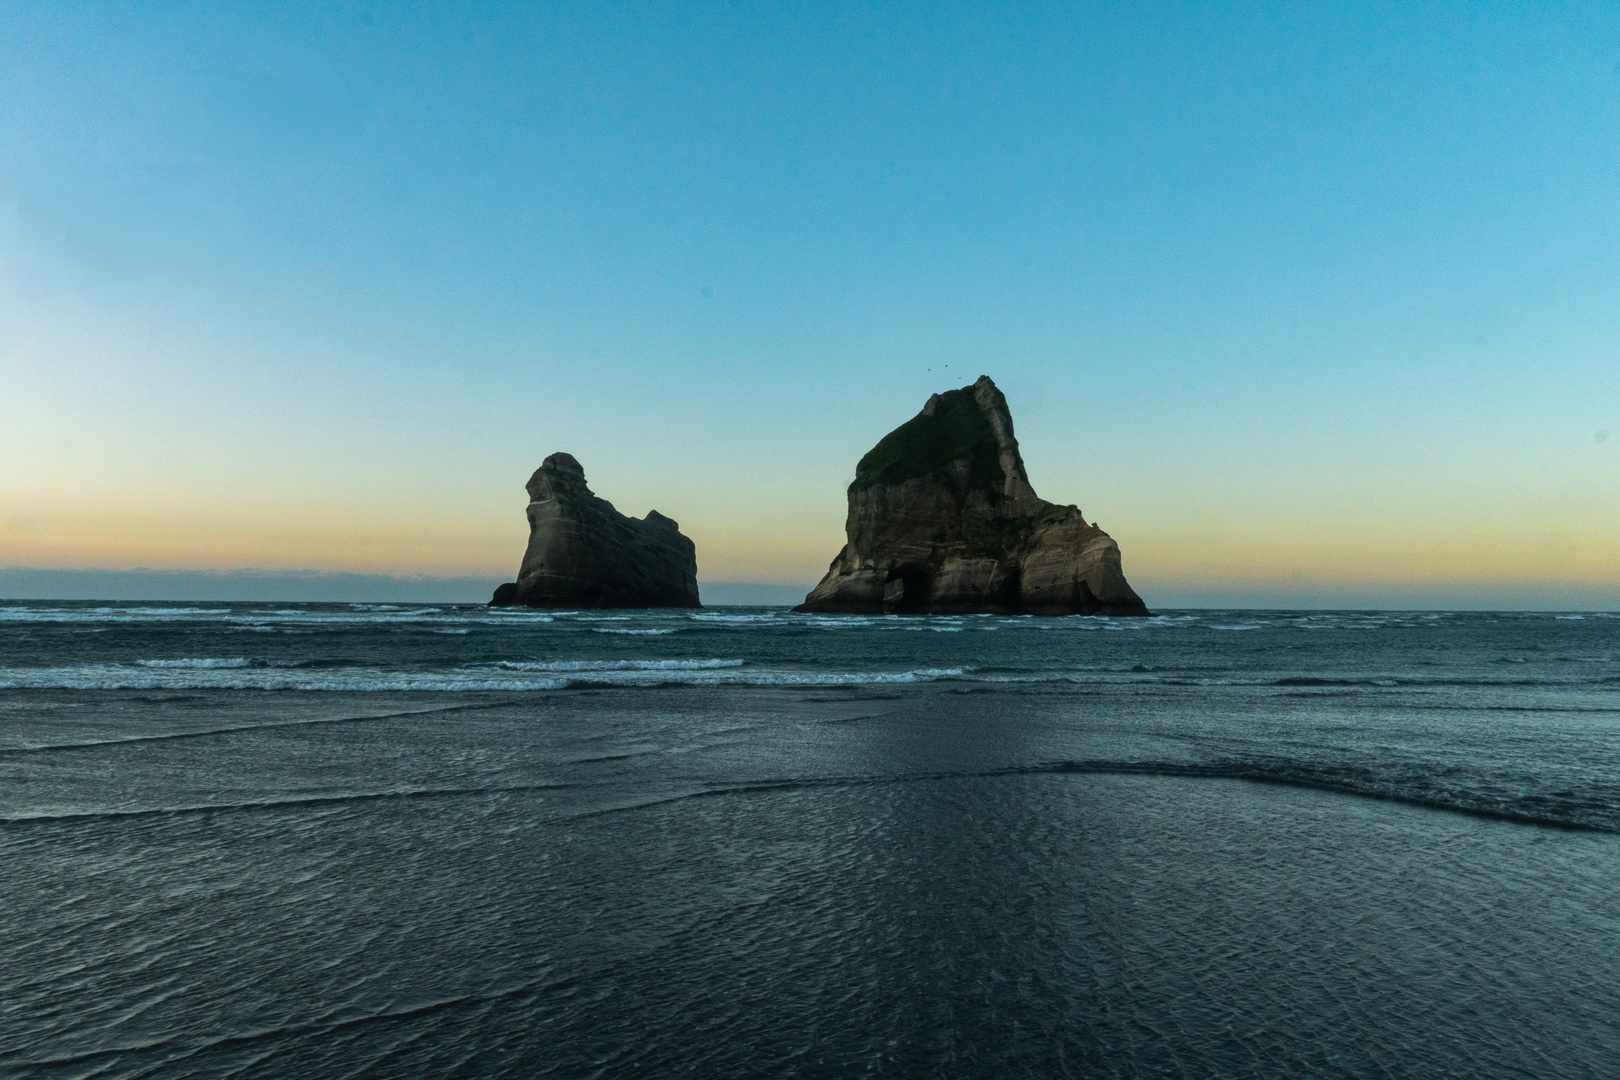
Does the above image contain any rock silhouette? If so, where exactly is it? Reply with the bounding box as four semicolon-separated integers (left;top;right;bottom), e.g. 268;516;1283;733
489;453;700;609
796;376;1148;616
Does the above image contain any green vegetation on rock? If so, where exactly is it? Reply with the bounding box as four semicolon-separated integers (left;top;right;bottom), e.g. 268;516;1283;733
852;387;1003;492
958;514;1037;558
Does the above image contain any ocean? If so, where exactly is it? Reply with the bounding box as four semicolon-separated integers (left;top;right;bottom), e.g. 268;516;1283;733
2;601;1617;1078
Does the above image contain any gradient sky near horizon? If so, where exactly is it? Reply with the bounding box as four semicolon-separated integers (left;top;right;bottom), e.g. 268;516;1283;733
3;1;1618;605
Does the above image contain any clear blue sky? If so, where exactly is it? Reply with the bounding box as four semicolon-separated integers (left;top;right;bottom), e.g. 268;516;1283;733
3;1;1617;606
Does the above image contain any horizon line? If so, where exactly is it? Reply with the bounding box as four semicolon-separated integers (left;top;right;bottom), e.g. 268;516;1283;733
1;566;1617;612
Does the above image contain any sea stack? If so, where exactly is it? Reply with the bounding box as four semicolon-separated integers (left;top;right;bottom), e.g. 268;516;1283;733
489;453;701;608
796;376;1149;616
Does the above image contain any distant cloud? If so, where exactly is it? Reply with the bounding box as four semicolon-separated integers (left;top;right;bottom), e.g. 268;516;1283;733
0;568;505;603
1140;579;1620;612
695;582;810;606
0;568;812;606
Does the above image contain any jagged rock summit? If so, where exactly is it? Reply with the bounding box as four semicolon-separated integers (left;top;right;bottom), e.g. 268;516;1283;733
489;453;700;609
796;376;1148;616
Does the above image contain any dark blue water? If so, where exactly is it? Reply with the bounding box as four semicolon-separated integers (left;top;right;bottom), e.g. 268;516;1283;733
2;603;1618;1077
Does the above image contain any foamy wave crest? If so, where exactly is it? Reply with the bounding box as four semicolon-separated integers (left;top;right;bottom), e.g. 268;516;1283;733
134;658;253;669
0;665;569;692
692;613;784;623
494;659;747;672
0;661;968;692
0;606;234;623
226;609;555;628
0;605;555;628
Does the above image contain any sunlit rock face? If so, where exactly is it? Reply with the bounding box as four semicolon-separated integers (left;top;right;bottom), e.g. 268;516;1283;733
489;453;700;609
796;376;1148;616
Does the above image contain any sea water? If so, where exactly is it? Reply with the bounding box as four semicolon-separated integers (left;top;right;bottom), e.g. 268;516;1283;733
2;602;1617;1077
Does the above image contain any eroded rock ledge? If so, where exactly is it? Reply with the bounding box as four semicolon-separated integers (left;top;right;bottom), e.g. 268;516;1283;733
796;376;1148;616
489;453;700;609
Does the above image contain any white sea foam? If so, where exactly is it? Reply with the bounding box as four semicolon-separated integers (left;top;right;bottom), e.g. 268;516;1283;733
493;659;748;671
692;613;784;623
4;653;1613;693
0;667;570;692
0;605;556;628
0;605;1192;634
0;607;234;623
0;661;968;692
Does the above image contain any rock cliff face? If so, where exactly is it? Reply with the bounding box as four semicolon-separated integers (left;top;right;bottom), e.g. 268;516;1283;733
489;453;700;608
796;376;1148;616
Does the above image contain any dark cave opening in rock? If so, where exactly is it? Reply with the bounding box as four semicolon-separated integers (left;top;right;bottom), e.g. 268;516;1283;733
884;565;933;614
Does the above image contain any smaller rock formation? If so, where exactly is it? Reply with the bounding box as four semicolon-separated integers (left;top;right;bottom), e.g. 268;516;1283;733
796;376;1148;616
489;453;700;608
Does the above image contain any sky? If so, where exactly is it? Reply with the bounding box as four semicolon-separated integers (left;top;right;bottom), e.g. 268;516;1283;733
2;1;1618;607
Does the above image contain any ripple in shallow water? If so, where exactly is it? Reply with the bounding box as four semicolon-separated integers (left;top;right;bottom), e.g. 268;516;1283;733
3;604;1618;1076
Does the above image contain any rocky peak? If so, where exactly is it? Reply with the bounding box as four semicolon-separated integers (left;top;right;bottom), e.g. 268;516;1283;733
491;453;700;609
852;375;1041;515
526;452;591;503
797;376;1147;616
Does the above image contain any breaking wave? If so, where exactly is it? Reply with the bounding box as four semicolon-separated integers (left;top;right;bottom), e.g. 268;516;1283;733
0;660;970;692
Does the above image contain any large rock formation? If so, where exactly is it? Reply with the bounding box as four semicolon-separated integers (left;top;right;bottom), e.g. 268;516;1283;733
489;453;701;608
796;376;1148;616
